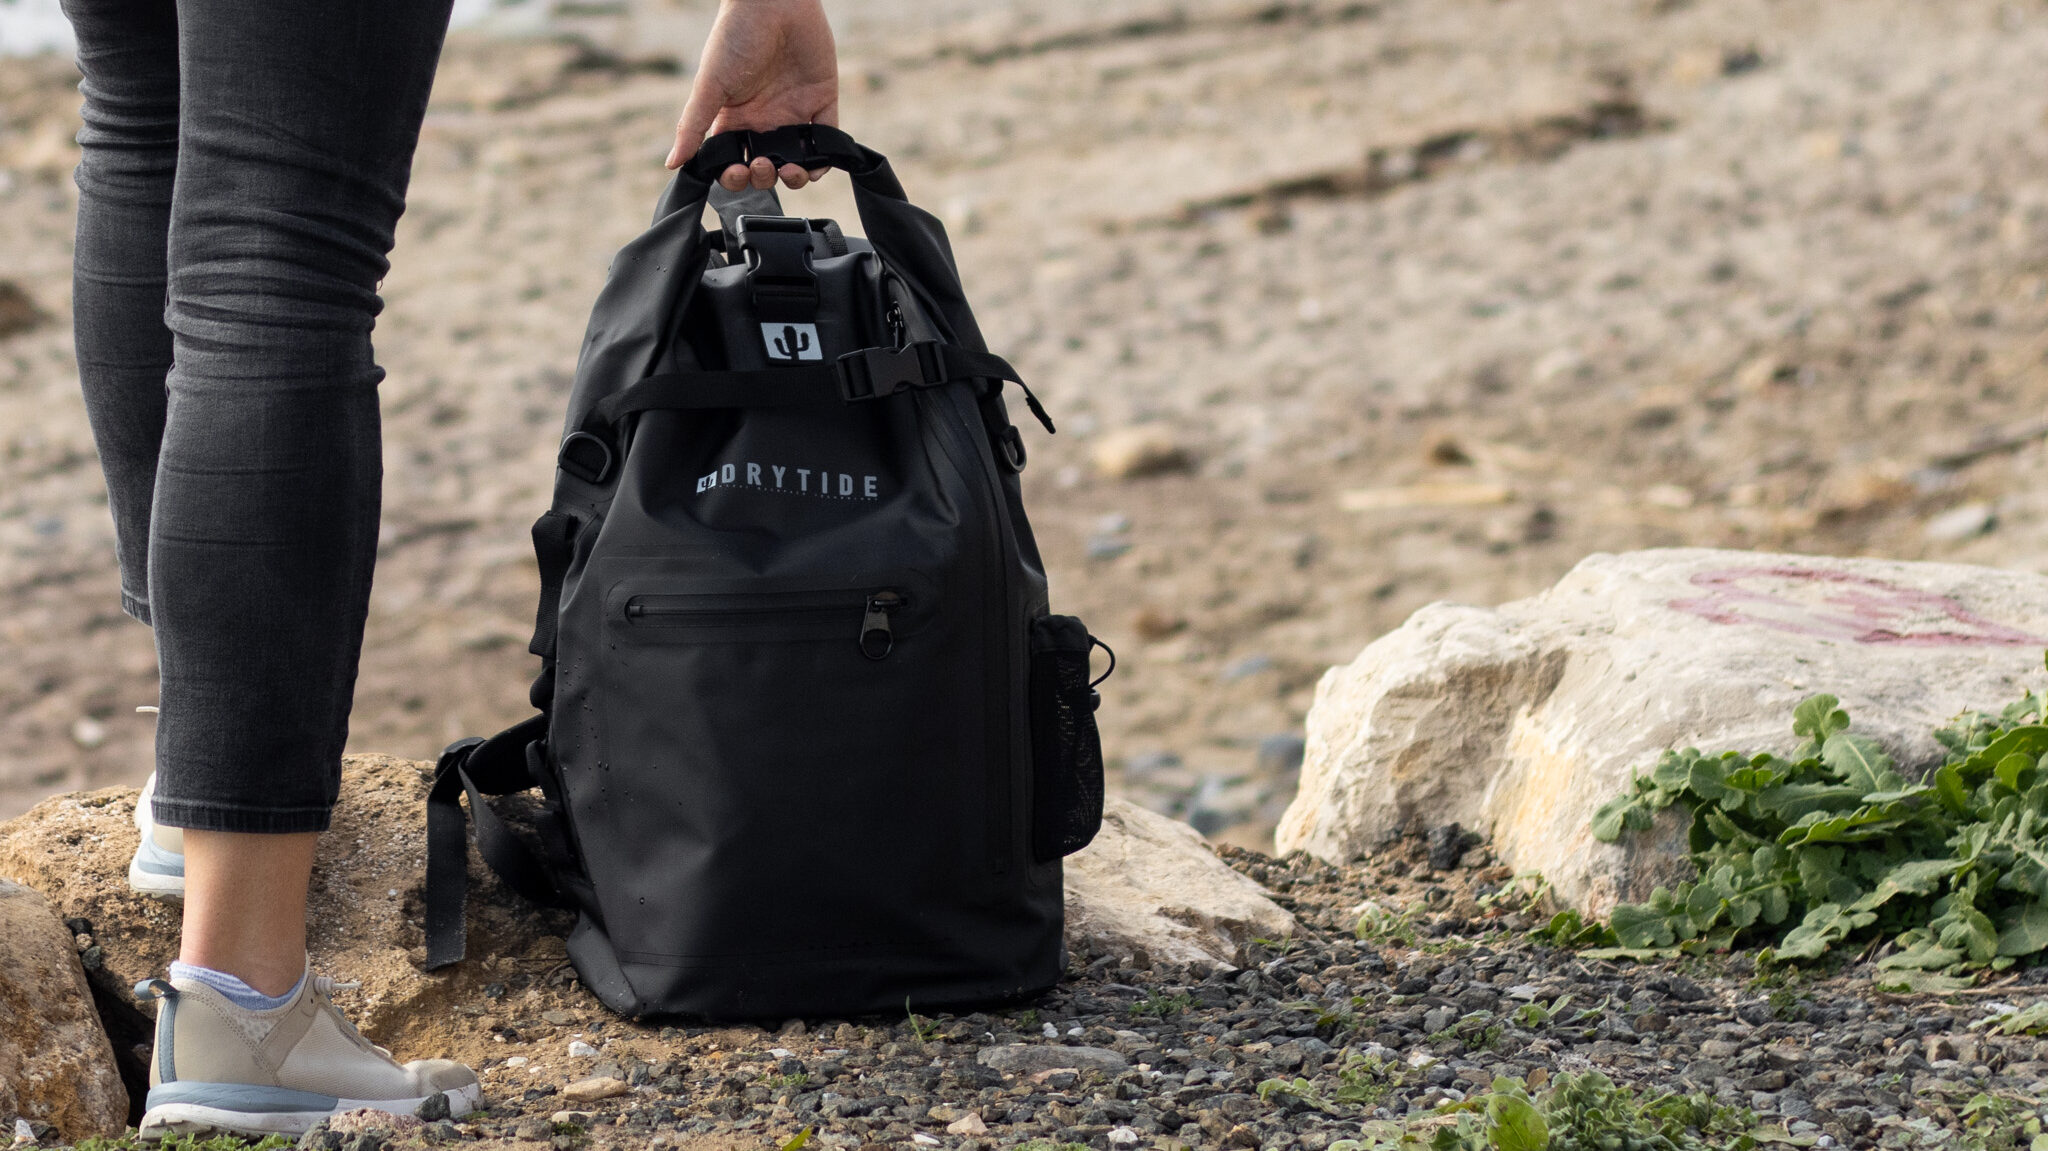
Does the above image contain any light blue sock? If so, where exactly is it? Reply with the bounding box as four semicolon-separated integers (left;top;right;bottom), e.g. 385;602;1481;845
168;962;303;1011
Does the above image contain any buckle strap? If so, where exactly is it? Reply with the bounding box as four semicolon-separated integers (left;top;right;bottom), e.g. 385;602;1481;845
424;715;557;970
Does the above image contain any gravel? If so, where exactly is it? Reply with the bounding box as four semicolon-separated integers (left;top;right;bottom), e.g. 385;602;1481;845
381;827;2048;1151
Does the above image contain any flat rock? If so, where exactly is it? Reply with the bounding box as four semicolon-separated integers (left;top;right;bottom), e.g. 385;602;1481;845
0;879;127;1139
0;756;569;1069
1065;796;1296;969
1277;548;2048;914
976;1044;1128;1075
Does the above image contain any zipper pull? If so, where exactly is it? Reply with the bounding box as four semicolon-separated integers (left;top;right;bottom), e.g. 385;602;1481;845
860;592;904;660
886;301;907;350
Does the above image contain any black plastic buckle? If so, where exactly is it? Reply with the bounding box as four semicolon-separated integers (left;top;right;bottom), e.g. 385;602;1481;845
735;214;818;319
740;125;831;173
836;342;941;402
557;431;614;485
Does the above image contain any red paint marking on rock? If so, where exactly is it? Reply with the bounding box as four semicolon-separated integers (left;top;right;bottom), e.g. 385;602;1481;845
1667;566;2048;647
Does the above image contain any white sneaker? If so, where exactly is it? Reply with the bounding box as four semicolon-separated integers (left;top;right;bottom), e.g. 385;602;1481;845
129;772;186;899
136;966;482;1138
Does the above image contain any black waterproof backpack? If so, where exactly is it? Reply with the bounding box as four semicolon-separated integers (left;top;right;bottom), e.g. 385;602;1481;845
422;125;1110;1020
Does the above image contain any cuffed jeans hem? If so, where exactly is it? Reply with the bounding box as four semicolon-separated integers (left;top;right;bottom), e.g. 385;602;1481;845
122;589;152;626
150;796;332;834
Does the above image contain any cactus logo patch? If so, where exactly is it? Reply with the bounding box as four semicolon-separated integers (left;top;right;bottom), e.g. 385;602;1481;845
761;322;823;361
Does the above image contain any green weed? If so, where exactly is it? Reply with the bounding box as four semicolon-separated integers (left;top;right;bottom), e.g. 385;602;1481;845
1329;1070;1759;1150
904;997;939;1044
1588;676;2048;982
1129;990;1198;1018
75;1136;293;1151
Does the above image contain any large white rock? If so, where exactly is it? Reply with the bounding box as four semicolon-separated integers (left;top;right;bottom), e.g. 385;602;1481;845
1066;797;1297;969
1277;549;2048;916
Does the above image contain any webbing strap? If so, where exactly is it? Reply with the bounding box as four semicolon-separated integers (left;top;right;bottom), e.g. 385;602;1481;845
584;342;1033;433
527;511;579;660
424;714;558;970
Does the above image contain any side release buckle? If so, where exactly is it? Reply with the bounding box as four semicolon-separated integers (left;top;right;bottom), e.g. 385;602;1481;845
734;214;818;320
836;342;943;402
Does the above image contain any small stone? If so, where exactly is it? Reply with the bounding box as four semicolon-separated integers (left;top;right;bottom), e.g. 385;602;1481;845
568;1039;601;1058
562;1076;630;1103
414;1091;451;1121
549;1111;595;1127
912;1135;941;1146
1107;1126;1141;1146
1425;824;1466;872
1924;502;1995;543
1092;426;1192;480
542;1010;577;1026
947;1113;988;1136
70;718;107;750
978;1044;1129;1075
779;1019;807;1038
1224;1122;1262;1148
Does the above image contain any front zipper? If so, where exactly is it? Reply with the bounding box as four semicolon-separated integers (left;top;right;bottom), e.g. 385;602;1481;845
624;589;909;659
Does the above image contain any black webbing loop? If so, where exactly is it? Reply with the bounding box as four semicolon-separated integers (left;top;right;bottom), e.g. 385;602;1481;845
527;511;579;659
424;714;558;970
681;124;874;186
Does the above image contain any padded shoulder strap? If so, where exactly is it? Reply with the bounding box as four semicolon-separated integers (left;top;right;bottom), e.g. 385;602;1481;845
424;714;560;970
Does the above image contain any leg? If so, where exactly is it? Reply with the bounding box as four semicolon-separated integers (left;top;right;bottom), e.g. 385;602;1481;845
64;0;177;626
147;0;457;842
61;0;478;1135
177;831;317;995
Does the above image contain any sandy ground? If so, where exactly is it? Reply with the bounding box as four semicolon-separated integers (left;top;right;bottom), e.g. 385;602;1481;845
3;0;2048;849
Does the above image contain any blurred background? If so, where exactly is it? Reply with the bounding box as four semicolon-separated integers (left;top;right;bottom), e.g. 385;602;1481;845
3;0;2047;852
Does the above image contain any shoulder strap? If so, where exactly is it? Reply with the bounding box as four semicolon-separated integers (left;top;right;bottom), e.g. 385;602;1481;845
424;714;561;970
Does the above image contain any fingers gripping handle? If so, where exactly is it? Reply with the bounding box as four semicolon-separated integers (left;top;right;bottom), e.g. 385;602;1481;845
683;123;873;184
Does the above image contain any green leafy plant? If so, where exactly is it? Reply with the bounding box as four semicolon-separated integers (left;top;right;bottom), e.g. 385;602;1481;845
1512;993;1574;1029
1336;1071;1758;1150
76;1136;294;1151
780;1127;815;1151
1129;990;1198;1018
1976;1001;2048;1036
1589;679;2048;982
1258;1052;1402;1113
1957;1092;2048;1151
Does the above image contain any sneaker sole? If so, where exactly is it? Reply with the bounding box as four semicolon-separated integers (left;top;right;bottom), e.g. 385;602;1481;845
137;1084;481;1139
126;858;185;900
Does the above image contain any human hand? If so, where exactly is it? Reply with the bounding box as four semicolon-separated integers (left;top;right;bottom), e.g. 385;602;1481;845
666;0;839;191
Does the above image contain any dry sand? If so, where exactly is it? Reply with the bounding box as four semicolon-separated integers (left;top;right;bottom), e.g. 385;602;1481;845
3;0;2048;850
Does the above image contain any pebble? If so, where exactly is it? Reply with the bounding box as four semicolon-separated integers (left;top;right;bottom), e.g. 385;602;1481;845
1924;502;1995;542
561;1076;629;1103
1091;426;1192;480
978;1044;1130;1074
568;1039;601;1058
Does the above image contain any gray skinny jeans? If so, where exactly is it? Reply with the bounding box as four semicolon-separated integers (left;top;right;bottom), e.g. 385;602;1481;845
64;0;454;832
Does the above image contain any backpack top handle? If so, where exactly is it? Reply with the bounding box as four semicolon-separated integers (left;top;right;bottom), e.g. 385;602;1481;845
681;124;884;186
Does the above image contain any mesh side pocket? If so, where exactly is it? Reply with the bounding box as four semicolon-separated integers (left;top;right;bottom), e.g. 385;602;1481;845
1029;614;1105;862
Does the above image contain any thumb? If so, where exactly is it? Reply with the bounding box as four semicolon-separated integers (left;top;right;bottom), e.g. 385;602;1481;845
667;72;729;170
